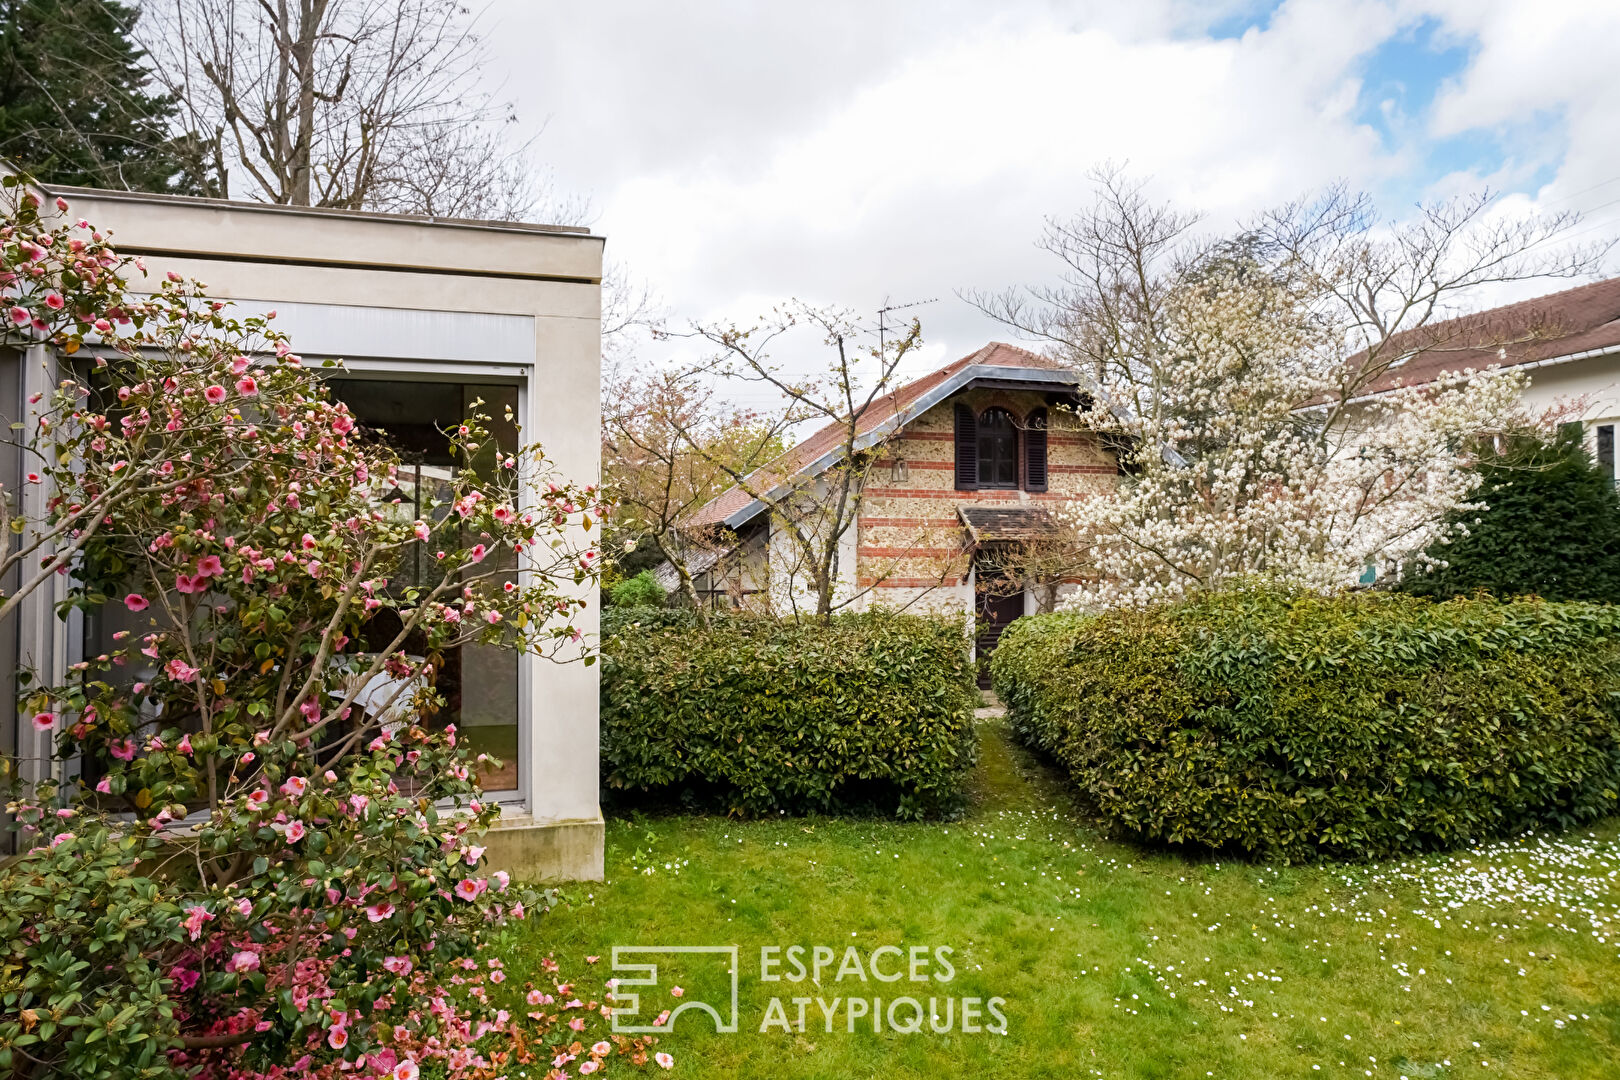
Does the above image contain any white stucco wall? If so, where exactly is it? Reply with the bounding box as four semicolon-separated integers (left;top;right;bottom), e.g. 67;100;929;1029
1513;350;1620;429
37;186;606;877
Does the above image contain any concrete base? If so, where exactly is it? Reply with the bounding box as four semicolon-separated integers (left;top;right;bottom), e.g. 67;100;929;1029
484;812;605;883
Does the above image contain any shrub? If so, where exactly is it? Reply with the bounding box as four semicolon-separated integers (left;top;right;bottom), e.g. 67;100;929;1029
608;569;668;609
601;613;978;818
1401;426;1620;602
992;589;1620;861
0;183;661;1078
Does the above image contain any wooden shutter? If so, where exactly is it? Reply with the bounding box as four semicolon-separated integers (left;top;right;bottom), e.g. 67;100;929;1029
1025;408;1048;491
954;403;978;489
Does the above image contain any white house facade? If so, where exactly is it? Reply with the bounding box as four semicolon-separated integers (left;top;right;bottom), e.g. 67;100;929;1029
0;184;606;880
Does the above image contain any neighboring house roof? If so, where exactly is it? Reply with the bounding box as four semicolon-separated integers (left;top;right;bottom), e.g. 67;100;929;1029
1358;275;1620;395
958;506;1062;544
685;342;1081;531
650;548;721;591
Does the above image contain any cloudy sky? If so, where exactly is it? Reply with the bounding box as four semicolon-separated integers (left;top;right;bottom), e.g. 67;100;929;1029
486;0;1620;395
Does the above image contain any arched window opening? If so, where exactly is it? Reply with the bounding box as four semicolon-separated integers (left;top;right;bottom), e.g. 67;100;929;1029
977;407;1018;488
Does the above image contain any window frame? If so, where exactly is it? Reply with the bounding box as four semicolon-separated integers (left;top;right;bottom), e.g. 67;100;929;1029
319;361;533;810
975;406;1021;489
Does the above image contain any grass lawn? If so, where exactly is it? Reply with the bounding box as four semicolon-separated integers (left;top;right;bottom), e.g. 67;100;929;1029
504;719;1620;1079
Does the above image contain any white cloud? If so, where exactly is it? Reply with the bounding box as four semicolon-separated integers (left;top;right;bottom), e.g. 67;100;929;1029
488;0;1620;386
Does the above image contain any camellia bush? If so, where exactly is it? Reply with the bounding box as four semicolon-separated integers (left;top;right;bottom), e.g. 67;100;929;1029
991;588;1620;861
0;180;669;1077
600;609;978;818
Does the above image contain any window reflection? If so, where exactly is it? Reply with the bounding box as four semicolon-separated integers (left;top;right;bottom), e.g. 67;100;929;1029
327;378;521;793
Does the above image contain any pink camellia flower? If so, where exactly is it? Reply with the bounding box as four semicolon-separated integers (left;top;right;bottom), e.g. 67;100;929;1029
49;832;74;848
591;1041;612;1057
382;956;413;976
392;1061;419;1080
196;555;224;578
331;414;354;435
527;989;546;1006
30;712;55;732
284;820;306;843
463;845;486;867
485;610;502;625
231;356;250;374
301;532;317;550
165;658;200;682
467;544;487;563
365;901;396;922
280;775;308;798
235;897;252;917
246;789;269;809
25;472;40;484
235;375;258;396
568;1017;586;1032
453;878;484;902
228;950;261;974
670;986;684;998
95;776;112;794
9;306;28;325
182;905;213;941
655;1052;675;1069
169;965;201;993
348;793;369;816
177;733;193;755
204;384;227;404
579;1061;600;1075
54;196;68;211
42;291;64;310
413;520;430;541
124;593;149;612
174;573;205;595
109;738;137;761
327;1025;348;1050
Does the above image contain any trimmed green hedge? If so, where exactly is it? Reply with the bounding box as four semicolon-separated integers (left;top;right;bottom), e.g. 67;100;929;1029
992;590;1620;860
607;569;668;609
601;611;978;819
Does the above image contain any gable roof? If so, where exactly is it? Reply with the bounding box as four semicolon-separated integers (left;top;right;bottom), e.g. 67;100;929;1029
1358;274;1620;395
687;342;1079;530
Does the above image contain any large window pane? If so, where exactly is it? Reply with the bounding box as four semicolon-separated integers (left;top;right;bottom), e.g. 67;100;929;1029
327;378;522;793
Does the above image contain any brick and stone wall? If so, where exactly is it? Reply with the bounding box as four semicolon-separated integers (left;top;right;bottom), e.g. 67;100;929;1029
855;388;1118;616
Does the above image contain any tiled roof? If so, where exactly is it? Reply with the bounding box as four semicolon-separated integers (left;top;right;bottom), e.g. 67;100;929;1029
958;506;1061;544
1358;275;1620;395
686;342;1071;529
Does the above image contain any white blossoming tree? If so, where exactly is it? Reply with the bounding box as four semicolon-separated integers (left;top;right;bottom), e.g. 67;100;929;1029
972;169;1609;609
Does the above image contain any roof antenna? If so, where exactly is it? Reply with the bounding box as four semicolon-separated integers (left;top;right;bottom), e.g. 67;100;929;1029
876;296;937;357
